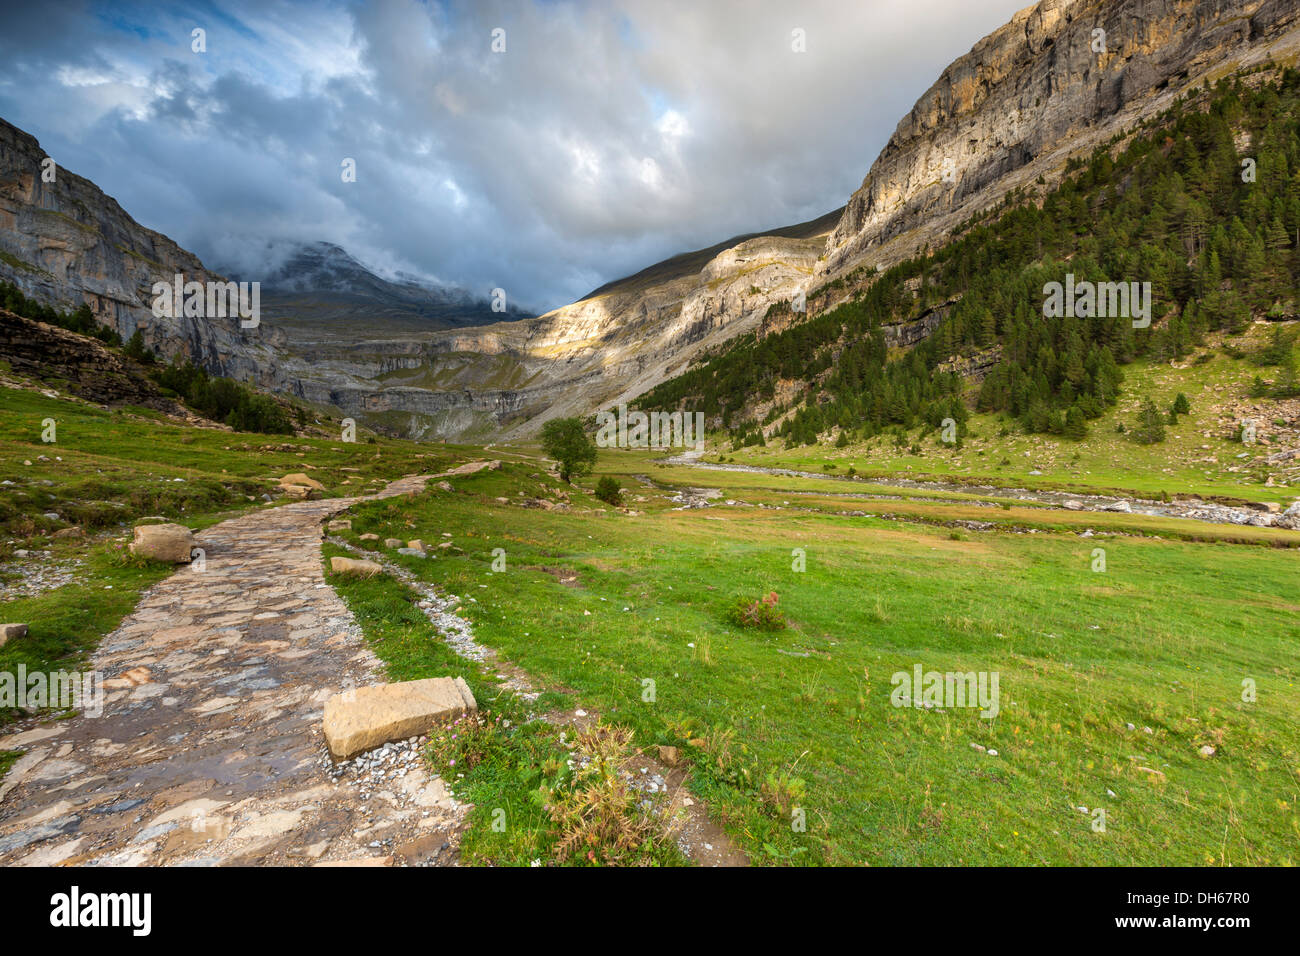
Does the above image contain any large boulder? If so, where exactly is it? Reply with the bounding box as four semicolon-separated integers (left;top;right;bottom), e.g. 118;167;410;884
129;523;195;563
323;677;477;759
329;556;383;577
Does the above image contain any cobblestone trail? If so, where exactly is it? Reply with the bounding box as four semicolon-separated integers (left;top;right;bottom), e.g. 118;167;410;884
0;475;464;867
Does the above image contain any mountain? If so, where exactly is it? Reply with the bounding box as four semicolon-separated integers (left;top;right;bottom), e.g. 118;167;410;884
638;0;1300;452
821;0;1300;286
4;0;1298;443
0;110;837;441
220;239;529;334
0;117;280;387
249;210;841;441
331;0;1300;440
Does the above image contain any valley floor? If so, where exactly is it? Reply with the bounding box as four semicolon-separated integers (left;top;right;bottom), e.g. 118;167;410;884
323;450;1299;865
0;382;1297;865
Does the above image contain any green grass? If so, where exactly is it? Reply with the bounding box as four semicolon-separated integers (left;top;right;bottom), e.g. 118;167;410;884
0;546;173;687
4;374;1297;866
323;544;686;866
331;457;1300;865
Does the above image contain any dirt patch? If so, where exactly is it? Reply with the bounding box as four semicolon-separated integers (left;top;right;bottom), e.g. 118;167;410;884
531;565;583;588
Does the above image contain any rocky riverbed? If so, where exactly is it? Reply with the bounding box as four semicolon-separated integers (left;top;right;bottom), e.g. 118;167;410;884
660;452;1300;529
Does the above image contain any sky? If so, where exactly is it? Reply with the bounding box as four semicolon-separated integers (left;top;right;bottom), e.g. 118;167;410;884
0;0;1029;315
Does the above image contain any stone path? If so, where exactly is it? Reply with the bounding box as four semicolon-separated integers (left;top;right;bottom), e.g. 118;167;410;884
0;475;466;867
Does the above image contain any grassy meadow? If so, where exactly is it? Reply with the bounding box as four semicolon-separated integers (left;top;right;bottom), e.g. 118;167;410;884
0;385;460;728
327;455;1300;866
1;382;1297;865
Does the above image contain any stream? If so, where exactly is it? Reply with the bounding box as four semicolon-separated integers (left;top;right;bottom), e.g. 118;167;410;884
657;450;1296;529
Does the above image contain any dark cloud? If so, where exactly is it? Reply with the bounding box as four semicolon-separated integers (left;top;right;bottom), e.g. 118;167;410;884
0;0;1028;313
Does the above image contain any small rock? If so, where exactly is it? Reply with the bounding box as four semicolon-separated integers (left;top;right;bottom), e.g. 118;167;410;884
0;623;29;647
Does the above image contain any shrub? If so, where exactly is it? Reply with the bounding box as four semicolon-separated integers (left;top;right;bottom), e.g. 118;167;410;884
727;591;787;631
544;724;673;866
425;712;507;774
594;475;622;506
760;769;807;818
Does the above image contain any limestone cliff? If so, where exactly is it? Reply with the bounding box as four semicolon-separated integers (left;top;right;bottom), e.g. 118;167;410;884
822;0;1300;284
267;217;838;441
0;118;283;386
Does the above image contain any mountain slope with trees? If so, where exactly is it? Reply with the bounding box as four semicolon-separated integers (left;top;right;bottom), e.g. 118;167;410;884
638;70;1300;452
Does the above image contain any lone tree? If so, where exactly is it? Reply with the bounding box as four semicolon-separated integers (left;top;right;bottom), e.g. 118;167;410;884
1133;399;1167;445
540;417;597;483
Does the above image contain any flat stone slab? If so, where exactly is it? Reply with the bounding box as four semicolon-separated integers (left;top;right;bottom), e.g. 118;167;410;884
329;556;383;576
0;623;27;647
440;460;501;476
323;677;477;759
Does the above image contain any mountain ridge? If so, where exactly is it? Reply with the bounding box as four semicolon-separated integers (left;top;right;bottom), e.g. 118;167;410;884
4;0;1299;441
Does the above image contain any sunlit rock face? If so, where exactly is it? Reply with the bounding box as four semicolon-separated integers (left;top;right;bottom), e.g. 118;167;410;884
6;0;1297;442
822;0;1300;284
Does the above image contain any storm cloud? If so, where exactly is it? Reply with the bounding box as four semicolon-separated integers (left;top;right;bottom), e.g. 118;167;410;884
0;0;1027;314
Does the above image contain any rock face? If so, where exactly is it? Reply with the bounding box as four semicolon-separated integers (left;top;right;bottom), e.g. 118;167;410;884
822;0;1300;282
129;523;196;563
0;118;283;384
0;308;182;410
322;677;477;759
